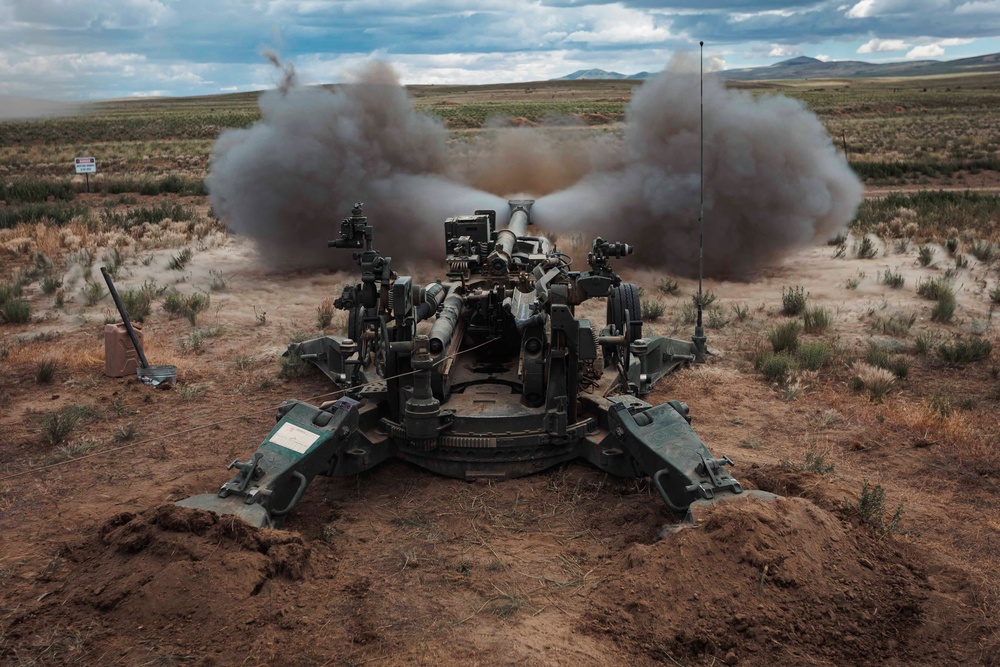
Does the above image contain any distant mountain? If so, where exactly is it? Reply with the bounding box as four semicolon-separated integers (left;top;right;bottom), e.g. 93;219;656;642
720;52;1000;81
556;52;1000;82
556;69;648;81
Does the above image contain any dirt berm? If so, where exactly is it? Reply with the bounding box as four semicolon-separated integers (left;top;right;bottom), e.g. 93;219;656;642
1;491;992;666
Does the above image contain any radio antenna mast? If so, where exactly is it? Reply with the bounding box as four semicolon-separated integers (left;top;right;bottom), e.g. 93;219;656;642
693;41;708;362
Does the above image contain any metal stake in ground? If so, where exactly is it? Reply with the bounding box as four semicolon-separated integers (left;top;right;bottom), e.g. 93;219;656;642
100;266;149;369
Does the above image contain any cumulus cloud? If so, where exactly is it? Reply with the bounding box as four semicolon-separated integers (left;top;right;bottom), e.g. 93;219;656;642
767;43;804;57
0;0;995;99
8;0;172;29
956;0;1000;12
907;43;946;57
857;38;910;52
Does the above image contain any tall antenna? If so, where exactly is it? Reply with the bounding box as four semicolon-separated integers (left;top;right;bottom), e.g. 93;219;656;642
693;40;708;362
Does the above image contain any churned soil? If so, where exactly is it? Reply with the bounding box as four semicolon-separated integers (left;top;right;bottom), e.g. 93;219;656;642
2;230;999;666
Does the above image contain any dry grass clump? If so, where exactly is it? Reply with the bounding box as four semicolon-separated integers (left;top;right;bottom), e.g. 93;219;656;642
850;362;896;402
755;351;798;384
802;305;832;334
768;320;802;352
781;286;807;316
938;337;992;365
871;311;916;337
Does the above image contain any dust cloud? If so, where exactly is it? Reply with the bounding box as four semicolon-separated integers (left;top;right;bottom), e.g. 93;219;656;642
206;59;505;270
532;55;863;278
461;118;616;198
209;55;860;277
0;95;80;120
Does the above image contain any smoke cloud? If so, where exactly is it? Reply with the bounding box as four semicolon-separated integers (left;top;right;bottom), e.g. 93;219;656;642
532;55;863;278
209;55;861;278
207;59;505;270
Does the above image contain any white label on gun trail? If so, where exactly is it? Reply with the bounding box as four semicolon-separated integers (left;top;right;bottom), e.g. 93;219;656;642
269;423;320;454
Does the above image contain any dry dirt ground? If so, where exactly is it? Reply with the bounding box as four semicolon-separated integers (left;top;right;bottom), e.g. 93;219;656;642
1;191;999;666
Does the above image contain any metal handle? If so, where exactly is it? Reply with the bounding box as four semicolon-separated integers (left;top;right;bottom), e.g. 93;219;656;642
269;471;308;517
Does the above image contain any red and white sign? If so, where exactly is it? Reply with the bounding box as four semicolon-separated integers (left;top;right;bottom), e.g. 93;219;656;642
74;157;96;174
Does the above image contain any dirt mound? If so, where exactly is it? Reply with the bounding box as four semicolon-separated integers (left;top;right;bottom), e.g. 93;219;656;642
2;505;310;662
584;496;980;666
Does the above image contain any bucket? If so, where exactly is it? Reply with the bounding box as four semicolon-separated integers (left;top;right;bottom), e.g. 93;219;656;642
137;365;178;388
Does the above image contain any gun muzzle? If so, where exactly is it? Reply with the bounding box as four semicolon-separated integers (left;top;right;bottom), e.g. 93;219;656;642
489;200;534;274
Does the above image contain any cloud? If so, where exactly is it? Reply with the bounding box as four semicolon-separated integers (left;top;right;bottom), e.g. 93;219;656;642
0;0;998;99
907;43;946;57
857;38;910;52
847;0;951;18
767;43;804;57
7;0;172;29
815;53;831;60
956;0;1000;12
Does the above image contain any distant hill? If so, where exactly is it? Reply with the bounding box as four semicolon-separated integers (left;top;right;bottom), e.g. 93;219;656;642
556;69;650;81
556;52;1000;82
720;52;1000;81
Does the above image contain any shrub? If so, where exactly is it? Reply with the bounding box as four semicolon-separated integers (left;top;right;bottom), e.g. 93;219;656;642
120;288;152;323
955;254;969;269
690;290;717;308
768;320;802;352
917;244;935;267
827;232;847;246
990;285;1000;304
851;480;903;536
0;299;31;324
82;281;104;306
655;278;680;296
854;236;878;259
35;358;57;383
209;270;227;291
873;312;916;337
969;240;995;262
880;268;904;289
802;305;832;334
797;341;831;370
279;350;309;379
707;307;730;329
800;445;835;475
931;290;957;323
938;337;992;365
317;298;335;329
183;293;210;325
168;248;193;271
162;289;210;325
916;276;952;301
865;340;909;378
781;286;808;316
731;302;750;321
41;275;62;295
851;362;896;402
41;410;78;445
0;281;23;305
945;237;959;254
914;331;936;355
756;351;798;384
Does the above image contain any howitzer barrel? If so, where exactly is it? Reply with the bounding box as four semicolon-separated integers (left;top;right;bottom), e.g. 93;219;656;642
429;293;463;355
490;200;533;274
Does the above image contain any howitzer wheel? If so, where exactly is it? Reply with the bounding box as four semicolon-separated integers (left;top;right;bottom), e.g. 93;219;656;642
607;283;643;341
347;305;363;348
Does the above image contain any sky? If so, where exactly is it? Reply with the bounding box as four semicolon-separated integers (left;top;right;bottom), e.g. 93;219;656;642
1;0;1000;100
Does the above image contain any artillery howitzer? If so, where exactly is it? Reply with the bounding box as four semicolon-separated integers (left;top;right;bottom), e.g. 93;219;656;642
179;201;754;527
